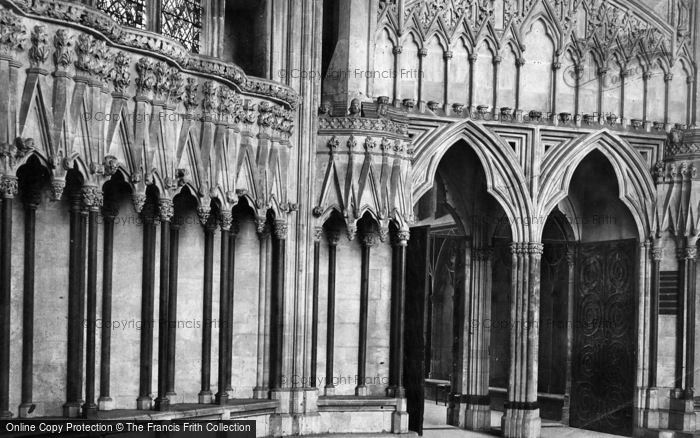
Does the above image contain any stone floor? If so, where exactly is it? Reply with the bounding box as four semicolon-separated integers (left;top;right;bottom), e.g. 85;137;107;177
422;403;626;438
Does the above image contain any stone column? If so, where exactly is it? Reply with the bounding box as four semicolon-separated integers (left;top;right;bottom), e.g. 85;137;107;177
254;219;270;399
19;193;38;417
643;71;652;122
64;189;86;418
216;211;232;405
324;229;340;396
683;237;698;401
417;48;427;109
649;242;663;388
463;247;493;430
597;67;608;116
468;54;478;110
388;229;409;398
562;246;576;425
620;69;628;120
664;73;673;126
166;221;180;399
310;228;322;389
502;243;543;438
392;46;403;107
493;56;502;114
669;237;697;430
155;199;173;411
515;58;525;111
551;61;561;115
98;203;117;411
356;230;377;396
574;64;583;115
198;209;215;404
137;203;157;410
687;77;695;126
390;228;409;433
270;220;287;391
83;187;103;417
0;176;17;419
225;221;238;396
444;51;453;111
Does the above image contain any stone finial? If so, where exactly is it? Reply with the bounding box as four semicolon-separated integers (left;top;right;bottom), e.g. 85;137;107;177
53;29;73;70
29;25;49;67
111;52;131;94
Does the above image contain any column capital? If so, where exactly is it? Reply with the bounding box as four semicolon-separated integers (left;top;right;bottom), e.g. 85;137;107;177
598;67;609;76
326;229;341;246
643;71;653;81
393;229;410;247
516;57;526;67
684;246;698;261
511;242;543;256
551;61;561;71
102;201;118;219
493;55;503;65
157;198;174;222
418;48;428;57
687;76;695;84
0;175;18;199
273;220;288;240
360;231;378;248
566;246;576;266
469;53;479;62
312;226;323;242
443;50;453;60
255;217;270;239
81;185;103;212
392;45;403;55
219;211;233;231
664;73;673;82
651;247;664;261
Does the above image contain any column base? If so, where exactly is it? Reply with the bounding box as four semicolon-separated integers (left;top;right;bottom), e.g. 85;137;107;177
215;392;228;406
136;396;152;410
642;388;661;430
669;397;696;432
82;402;98;418
0;410;14;419
324;385;336;396
97;397;114;411
355;385;368;396
154;397;170;411
63;402;81;418
198;391;212;404
270;413;293;436
465;403;491;431
502;407;541;438
18;403;36;417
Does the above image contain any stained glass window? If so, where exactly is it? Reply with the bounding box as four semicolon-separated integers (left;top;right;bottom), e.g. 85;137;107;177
161;0;203;53
95;0;146;29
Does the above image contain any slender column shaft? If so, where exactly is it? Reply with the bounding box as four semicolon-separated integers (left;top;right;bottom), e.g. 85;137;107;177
137;207;157;410
392;46;402;106
0;176;17;419
167;224;180;397
216;212;232;404
664;74;672;124
20;198;38;417
225;229;237;393
562;246;576;425
444;51;453;110
493;57;501;112
551;62;560;115
356;232;377;395
254;221;270;398
469;54;477;109
597;68;607;116
683;240;697;399
199;211;214;403
620;70;627;119
310;232;321;388
643;72;651;122
83;188;102;417
675;244;686;392
417;49;426;106
155;199;173;411
325;231;339;395
574;65;582;115
649;244;662;388
270;221;287;390
99;207;116;409
394;232;408;397
64;192;85;417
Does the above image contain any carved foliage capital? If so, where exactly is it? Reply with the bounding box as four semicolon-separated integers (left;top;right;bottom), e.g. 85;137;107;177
273;220;288;240
80;185;103;211
0;175;18;199
219;210;233;231
360;231;378;248
29;25;49;67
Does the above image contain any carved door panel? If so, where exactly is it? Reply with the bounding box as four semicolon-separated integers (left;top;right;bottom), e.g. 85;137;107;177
571;240;636;436
404;226;430;434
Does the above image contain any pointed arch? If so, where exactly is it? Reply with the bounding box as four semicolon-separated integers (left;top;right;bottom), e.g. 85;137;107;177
411;120;532;242
537;129;655;241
